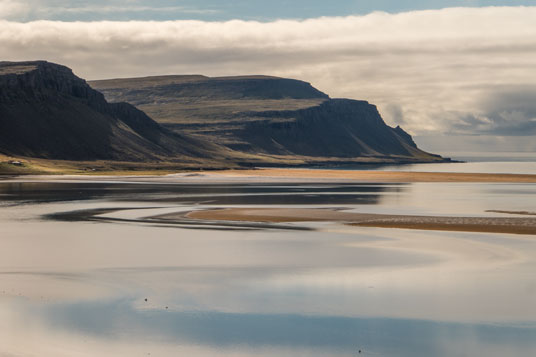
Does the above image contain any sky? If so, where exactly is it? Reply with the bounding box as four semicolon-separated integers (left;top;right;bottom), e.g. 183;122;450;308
2;0;536;21
1;0;536;154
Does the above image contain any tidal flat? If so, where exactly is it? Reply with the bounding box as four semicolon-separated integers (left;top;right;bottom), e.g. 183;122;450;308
1;172;536;356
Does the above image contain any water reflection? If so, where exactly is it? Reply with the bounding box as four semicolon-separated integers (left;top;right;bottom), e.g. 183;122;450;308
0;182;406;206
33;300;536;356
327;161;536;175
1;179;536;356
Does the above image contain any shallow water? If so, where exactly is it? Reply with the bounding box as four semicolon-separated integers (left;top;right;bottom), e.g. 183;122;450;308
323;160;536;175
370;161;536;175
1;179;535;356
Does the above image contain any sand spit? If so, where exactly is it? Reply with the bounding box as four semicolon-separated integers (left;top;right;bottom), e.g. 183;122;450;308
4;168;536;184
486;210;536;216
182;208;536;235
205;168;536;183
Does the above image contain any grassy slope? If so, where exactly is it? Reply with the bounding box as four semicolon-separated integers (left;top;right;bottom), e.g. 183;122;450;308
0;154;225;176
90;76;328;146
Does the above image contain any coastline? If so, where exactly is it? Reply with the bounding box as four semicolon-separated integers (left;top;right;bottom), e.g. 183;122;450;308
3;167;536;183
201;168;536;183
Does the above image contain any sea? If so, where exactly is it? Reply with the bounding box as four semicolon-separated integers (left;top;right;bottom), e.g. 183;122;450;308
1;154;535;356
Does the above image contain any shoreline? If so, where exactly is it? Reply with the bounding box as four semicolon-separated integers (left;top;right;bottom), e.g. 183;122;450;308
201;168;536;183
2;168;536;183
181;208;536;235
0;153;454;177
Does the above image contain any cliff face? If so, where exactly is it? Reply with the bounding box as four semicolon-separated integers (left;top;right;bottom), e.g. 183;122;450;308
0;61;445;166
238;99;429;158
0;61;103;104
0;61;215;162
92;75;446;163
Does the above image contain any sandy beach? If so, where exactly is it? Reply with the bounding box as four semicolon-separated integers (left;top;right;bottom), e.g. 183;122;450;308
3;166;536;184
204;168;536;183
182;208;536;235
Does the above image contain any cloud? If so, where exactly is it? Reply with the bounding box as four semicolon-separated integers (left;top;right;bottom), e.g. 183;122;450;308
0;1;220;21
382;104;406;126
449;87;536;136
0;0;29;19
1;6;536;152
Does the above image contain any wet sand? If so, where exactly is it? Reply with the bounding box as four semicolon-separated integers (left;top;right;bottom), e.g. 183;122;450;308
204;168;536;183
182;208;536;235
486;210;536;216
5;167;536;184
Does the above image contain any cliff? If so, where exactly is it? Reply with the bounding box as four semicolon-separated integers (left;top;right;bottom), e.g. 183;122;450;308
0;61;446;168
236;99;432;159
0;61;222;163
92;75;446;164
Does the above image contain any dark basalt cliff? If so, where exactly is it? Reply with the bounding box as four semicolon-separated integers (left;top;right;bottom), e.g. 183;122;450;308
92;75;446;164
0;61;446;166
236;99;431;158
0;61;217;162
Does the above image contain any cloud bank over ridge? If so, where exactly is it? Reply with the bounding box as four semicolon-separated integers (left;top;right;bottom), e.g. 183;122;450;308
1;6;536;152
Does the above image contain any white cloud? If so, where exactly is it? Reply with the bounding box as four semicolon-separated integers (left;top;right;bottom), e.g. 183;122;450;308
1;6;536;153
0;0;29;19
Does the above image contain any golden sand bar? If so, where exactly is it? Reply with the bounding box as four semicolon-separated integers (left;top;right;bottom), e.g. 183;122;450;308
209;168;536;183
185;208;536;235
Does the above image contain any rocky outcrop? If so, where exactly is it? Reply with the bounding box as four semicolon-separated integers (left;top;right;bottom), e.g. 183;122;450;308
0;61;107;108
0;61;446;165
91;74;447;163
237;99;427;158
0;61;218;161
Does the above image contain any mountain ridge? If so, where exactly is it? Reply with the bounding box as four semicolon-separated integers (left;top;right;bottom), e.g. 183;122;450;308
0;61;448;174
0;61;228;164
91;74;446;164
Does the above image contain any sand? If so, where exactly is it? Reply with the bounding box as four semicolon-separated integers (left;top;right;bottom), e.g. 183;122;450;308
183;208;536;235
204;168;536;183
4;167;536;183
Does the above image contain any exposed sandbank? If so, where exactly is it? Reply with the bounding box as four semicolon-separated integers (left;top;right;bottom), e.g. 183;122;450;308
181;208;536;235
486;210;536;216
4;166;536;183
204;168;536;183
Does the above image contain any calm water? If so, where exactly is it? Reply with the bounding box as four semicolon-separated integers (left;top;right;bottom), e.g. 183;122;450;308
1;175;536;356
370;161;536;175
316;160;536;175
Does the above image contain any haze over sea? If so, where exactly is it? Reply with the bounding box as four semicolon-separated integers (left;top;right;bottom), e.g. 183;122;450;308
374;153;536;175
